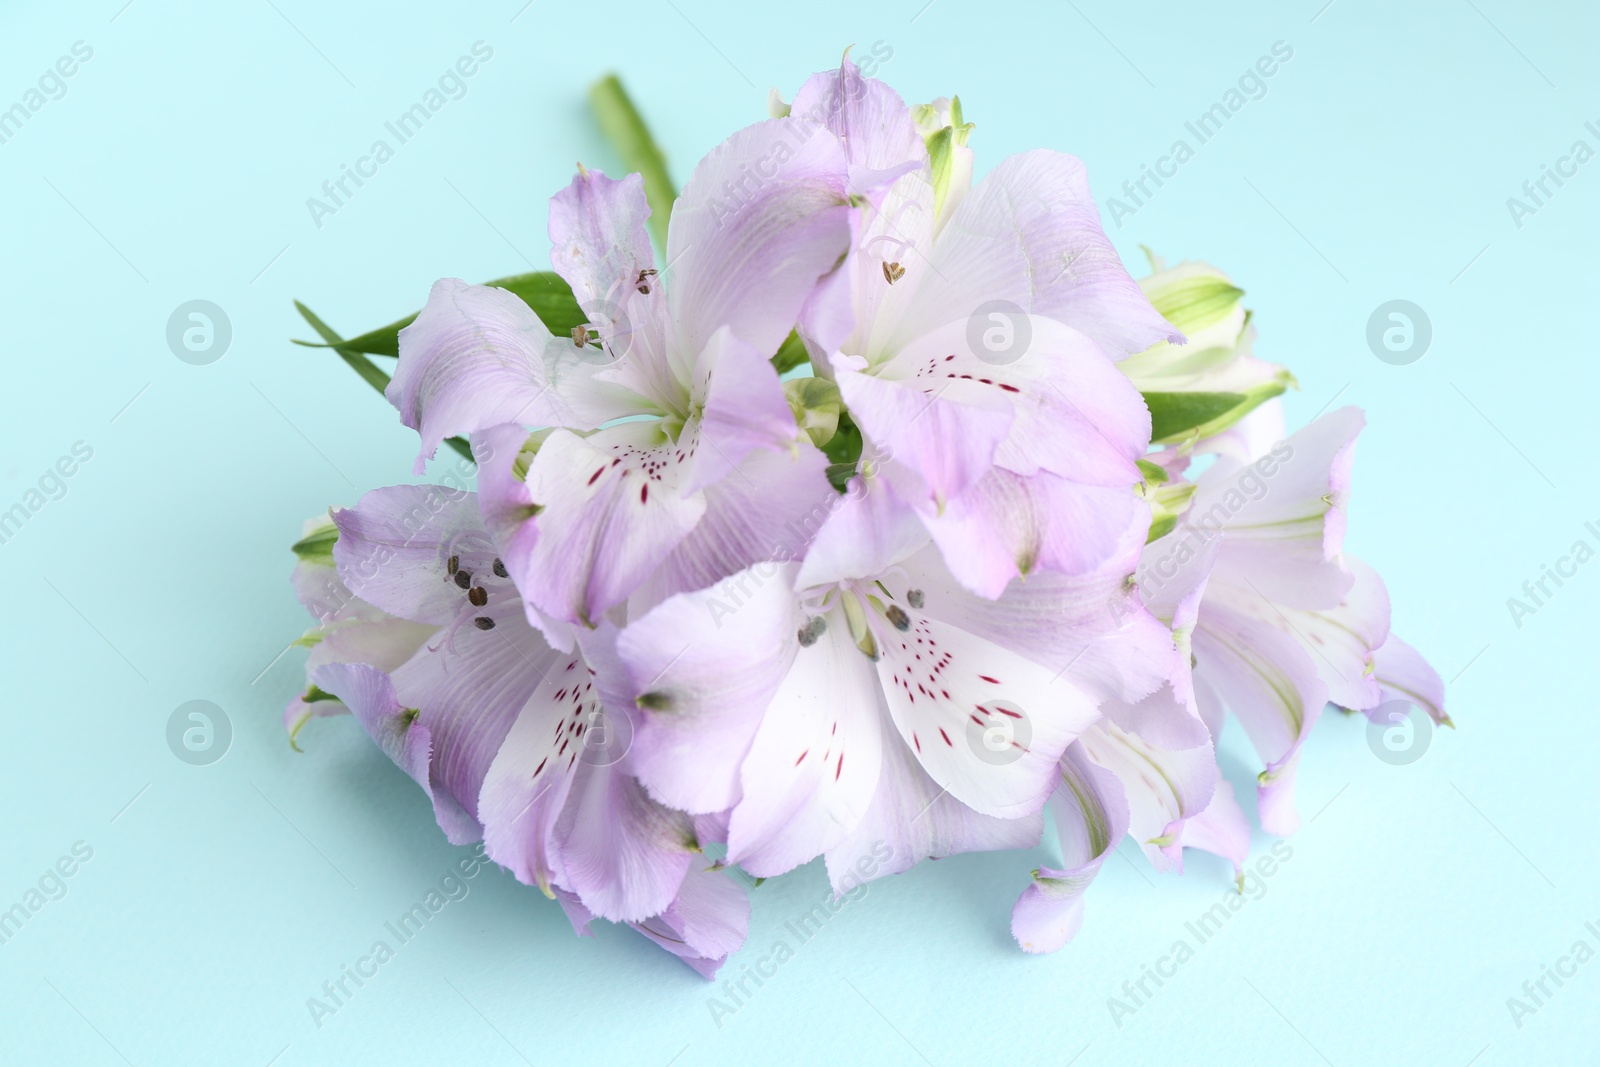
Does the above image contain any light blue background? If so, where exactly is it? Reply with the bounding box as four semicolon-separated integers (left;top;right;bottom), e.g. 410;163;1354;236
1;1;1593;1063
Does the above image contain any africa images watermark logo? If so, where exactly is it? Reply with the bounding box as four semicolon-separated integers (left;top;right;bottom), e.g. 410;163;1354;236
705;841;894;1028
1505;119;1600;230
305;41;495;229
1104;40;1294;228
305;846;492;1029
0;841;94;948
1505;517;1600;629
1506;919;1600;1030
1107;841;1294;1029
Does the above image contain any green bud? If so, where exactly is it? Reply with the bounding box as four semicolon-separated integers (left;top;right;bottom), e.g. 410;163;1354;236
1135;458;1170;486
1125;258;1294;442
911;96;974;235
783;376;843;449
1142;478;1196;544
291;516;339;565
512;429;557;481
1143;261;1246;342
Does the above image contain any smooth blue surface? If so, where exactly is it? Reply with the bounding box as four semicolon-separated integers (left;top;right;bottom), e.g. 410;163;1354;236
1;1;1593;1063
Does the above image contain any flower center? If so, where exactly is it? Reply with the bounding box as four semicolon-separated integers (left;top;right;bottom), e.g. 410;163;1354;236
432;529;522;649
801;580;924;660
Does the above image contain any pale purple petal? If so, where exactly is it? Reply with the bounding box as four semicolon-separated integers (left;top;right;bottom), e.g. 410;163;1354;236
619;564;804;814
794;472;930;591
835;360;1012;510
1191;599;1329;836
921;469;1145;598
872;597;1103;818
1249;554;1391;712
473;673;584;895
724;615;886;877
330;484;489;626
391;605;561;839
1077;719;1217;872
889;150;1178;357
516;425;707;627
1370;632;1448;726
789;58;925;179
389;279;641;472
878;315;1149;484
824;728;1043;895
312;662;480;845
1011;744;1128;954
554;756;696;923
471;424;577;650
632;444;834;609
285;615;438;744
1178;778;1252;875
634;865;751;979
897;524;1174;708
549;168;657;316
687;326;803;494
1197;407;1365;611
1097;681;1211;753
666;116;852;363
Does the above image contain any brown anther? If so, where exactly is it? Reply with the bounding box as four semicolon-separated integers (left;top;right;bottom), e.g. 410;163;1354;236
492;558;508;578
636;268;657;294
797;615;827;647
906;589;925;609
446;554;459;575
885;605;911;632
454;570;472;589
468;586;488;607
882;261;905;284
571;324;592;348
474;617;496;630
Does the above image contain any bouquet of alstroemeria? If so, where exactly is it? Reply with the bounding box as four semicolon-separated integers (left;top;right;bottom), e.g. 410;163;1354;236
282;59;1445;975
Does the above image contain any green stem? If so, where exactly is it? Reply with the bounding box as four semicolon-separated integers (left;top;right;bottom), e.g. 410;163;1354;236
588;74;676;249
293;301;472;463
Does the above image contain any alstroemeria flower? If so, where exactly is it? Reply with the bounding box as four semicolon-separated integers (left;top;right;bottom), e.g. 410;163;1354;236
1011;399;1445;953
1011;538;1245;953
281;513;437;747
1139;406;1447;834
785;60;1180;597
387;118;854;634
315;484;704;925
616;497;1173;892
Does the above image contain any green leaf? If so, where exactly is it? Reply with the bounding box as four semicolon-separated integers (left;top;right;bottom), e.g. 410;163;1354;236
770;330;810;374
293;301;472;462
294;301;394;393
1144;382;1288;444
292;272;585;357
824;463;858;492
589;74;676;250
1144;391;1248;441
821;413;864;491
